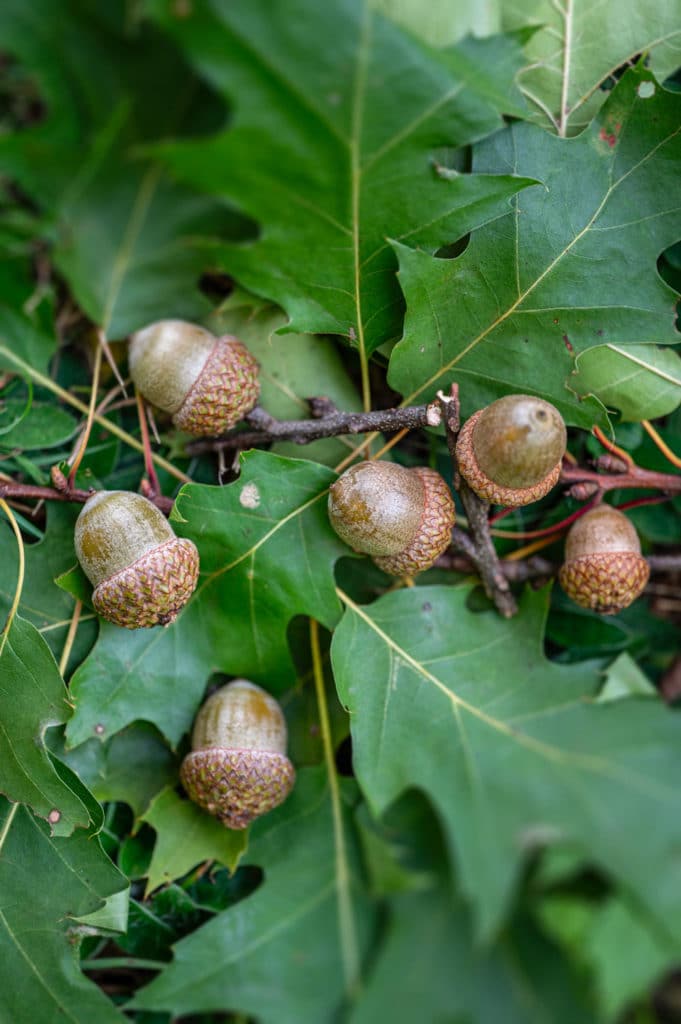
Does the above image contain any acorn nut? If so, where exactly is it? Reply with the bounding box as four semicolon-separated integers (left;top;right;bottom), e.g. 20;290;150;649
456;394;567;506
129;319;260;437
75;490;199;629
180;680;295;830
328;461;455;576
559;504;649;615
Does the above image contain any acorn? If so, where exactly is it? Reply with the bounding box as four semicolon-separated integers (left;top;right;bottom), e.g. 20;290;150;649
456;394;567;506
75;490;199;629
180;680;295;830
129;319;260;437
559;505;650;614
328;461;455;576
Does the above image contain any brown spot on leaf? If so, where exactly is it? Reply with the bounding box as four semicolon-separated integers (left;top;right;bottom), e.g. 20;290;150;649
48;808;61;824
94;723;105;735
562;334;574;353
599;122;620;148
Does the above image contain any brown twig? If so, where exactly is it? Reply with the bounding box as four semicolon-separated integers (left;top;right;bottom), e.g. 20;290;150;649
438;385;518;618
436;550;555;581
435;550;681;581
560;460;681;495
0;481;173;515
185;400;442;454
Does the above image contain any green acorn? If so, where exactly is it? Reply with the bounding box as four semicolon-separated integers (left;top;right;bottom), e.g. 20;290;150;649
559;505;649;615
129;319;260;437
75;490;199;629
456;394;567;506
328;461;455;575
181;680;295;830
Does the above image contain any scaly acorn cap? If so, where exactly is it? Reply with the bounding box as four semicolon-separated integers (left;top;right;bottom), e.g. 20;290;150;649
559;504;649;615
328;461;455;576
129;319;260;437
456;395;567;507
180;680;295;830
75;490;199;629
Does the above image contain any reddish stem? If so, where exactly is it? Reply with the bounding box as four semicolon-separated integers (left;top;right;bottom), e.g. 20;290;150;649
490;497;600;541
136;389;161;498
559;462;681;494
592;424;634;467
615;495;672;513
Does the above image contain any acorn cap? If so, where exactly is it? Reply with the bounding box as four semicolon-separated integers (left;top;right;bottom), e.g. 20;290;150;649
456;396;566;506
75;491;200;629
559;505;649;614
328;462;455;576
92;536;200;629
180;748;295;830
373;468;455;576
181;680;295;829
129;319;260;437
172;336;260;437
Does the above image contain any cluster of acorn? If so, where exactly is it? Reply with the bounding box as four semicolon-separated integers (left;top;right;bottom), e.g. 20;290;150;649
70;319;650;831
328;393;649;615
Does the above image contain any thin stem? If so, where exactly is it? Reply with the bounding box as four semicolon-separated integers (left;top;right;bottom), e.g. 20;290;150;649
592;424;634;467
0;345;190;484
136;389;161;497
0;499;26;656
68;342;103;488
503;534;561;561
642;419;681;470
334;427;413;475
437;550;681;579
350;1;371;415
557;0;574;136
58;600;82;679
0;802;19;854
309;619;361;999
368;427;410;463
80;957;168;972
490;497;600;541
96;326;127;396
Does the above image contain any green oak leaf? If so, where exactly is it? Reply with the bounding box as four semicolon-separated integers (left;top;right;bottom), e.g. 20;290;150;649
571;343;681;421
0;615;92;835
67;452;346;748
0;260;57;374
598;652;657;702
388;67;681;424
130;767;372;1022
53;723;178;819
0;798;127;1023
0;0;248;340
376;0;502;46
0;504;97;668
353;888;592;1023
354;790;592;1022
331;584;681;941
141;787;247;895
147;0;536;354
538;894;679;1021
503;0;681;133
0;400;77;450
208;291;363;467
